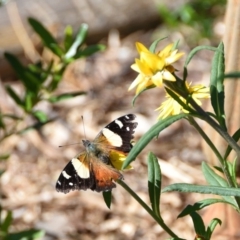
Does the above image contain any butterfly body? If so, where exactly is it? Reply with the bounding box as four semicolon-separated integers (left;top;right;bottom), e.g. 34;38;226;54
56;114;137;193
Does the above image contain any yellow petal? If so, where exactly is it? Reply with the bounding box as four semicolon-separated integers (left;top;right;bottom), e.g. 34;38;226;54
158;43;174;57
136;42;149;54
128;74;144;91
162;70;176;81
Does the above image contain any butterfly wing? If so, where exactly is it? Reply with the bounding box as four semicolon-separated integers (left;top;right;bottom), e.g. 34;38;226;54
56;152;123;193
56;114;137;193
56;152;95;193
95;114;137;153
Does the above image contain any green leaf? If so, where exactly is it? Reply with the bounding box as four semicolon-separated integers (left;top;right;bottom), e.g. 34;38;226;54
0;112;5;129
202;162;228;187
122;113;188;169
131;85;155;106
65;23;88;59
102;191;112;209
164;86;193;113
5;85;24;107
201;163;237;205
0;154;10;161
0;169;5;177
4;53;41;93
6;229;45;240
184;45;217;67
224;72;240;78
189;211;206;238
47;91;86;103
64;25;73;51
206;218;222;239
28;18;60;57
162;183;240;201
178;198;237;218
23;92;35;112
32;110;48;123
49;43;64;57
210;42;226;129
74;44;106;59
224;128;240;159
148;152;161;218
149;37;167;53
1;210;12;233
225;161;237;187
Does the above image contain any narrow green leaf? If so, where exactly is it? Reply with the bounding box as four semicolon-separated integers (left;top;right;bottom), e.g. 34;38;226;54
148;152;161;218
47;73;62;91
184;46;217;67
165;87;193;113
210;42;226;129
149;37;167;53
6;229;45;240
32;111;48;123
190;211;206;238
0;112;5;129
28;18;59;56
162;183;240;199
74;44;106;59
5;85;24;107
122;113;188;169
131;85;155;106
202;162;237;204
4;53;41;92
1;210;12;233
0;154;10;161
102;191;112;209
65;23;88;59
24;92;34;112
47;91;86;103
64;25;73;51
224;72;240;78
225;161;237;187
224;128;240;159
0;169;5;177
49;43;64;57
202;162;228;187
206;218;222;239
178;198;237;218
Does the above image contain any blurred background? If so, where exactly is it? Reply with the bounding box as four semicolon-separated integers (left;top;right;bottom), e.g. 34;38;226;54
0;0;227;239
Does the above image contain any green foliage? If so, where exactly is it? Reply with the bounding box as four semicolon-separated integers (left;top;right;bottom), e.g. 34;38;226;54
113;38;240;239
1;17;105;142
1;18;105;240
159;0;226;42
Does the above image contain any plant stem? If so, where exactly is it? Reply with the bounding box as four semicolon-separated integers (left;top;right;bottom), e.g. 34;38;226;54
117;180;180;239
188;117;234;186
189;116;240;208
189;99;240;161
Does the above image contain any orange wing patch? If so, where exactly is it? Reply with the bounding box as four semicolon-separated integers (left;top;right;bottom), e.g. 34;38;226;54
92;159;123;192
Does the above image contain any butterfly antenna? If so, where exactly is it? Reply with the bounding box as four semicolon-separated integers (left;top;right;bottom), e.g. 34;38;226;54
81;115;87;140
59;142;81;148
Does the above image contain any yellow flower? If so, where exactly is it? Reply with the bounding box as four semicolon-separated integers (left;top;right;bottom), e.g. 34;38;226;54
156;94;184;119
109;151;133;170
156;82;210;119
129;42;184;95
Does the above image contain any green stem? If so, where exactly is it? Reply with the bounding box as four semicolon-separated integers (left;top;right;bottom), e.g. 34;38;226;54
188;117;233;185
188;117;240;208
117;180;179;239
189;99;240;161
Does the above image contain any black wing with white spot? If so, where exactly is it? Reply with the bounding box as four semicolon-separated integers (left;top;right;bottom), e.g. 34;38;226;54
56;153;95;193
96;114;138;153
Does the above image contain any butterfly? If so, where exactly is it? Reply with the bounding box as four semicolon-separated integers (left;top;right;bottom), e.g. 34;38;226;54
56;114;137;193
